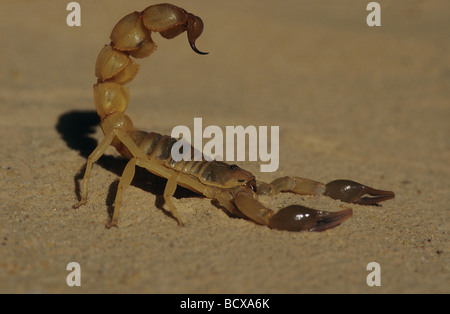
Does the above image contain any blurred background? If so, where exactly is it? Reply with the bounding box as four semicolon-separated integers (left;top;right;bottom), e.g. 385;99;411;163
0;0;448;293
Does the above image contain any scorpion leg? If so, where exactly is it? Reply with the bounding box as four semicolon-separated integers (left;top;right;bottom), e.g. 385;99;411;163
215;190;248;219
73;131;115;209
113;130;185;225
106;158;137;228
114;129;216;226
324;179;395;205
163;174;184;226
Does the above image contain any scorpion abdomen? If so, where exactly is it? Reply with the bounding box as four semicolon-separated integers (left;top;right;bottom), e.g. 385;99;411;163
116;130;254;190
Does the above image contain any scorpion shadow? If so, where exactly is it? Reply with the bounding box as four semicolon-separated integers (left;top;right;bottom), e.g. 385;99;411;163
56;110;199;221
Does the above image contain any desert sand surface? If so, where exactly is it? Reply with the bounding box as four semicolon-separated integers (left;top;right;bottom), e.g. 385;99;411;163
0;0;448;293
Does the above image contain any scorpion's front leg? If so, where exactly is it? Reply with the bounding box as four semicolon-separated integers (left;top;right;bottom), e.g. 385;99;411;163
258;176;395;205
216;189;353;232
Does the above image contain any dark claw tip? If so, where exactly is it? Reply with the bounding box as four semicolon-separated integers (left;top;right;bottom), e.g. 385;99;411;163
190;43;209;55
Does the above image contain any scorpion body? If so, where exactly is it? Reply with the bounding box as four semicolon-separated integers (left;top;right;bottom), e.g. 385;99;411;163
113;127;256;193
74;3;395;231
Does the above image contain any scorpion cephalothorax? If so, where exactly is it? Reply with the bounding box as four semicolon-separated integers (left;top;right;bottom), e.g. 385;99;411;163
74;3;395;231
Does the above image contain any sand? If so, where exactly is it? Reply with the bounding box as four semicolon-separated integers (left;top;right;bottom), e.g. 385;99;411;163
0;0;448;293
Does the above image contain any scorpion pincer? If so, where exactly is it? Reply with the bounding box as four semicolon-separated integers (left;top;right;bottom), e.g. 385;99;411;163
73;3;395;231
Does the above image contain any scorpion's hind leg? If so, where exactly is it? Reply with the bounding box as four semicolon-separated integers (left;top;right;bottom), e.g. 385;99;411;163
218;190;352;232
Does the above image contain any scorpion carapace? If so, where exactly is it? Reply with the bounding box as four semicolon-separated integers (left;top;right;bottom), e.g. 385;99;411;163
73;3;395;231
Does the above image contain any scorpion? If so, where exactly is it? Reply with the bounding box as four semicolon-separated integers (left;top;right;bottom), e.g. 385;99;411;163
73;3;395;231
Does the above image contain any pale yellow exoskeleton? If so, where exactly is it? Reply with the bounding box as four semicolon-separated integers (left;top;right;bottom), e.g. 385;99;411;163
74;3;395;231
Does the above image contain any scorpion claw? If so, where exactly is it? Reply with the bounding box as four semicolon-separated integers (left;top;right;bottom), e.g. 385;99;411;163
324;180;395;205
268;205;353;232
231;190;352;232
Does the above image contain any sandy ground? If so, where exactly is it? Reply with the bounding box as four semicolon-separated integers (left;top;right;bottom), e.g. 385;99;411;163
0;0;448;294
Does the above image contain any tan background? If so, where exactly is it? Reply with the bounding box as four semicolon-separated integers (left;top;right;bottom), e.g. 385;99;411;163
0;0;448;293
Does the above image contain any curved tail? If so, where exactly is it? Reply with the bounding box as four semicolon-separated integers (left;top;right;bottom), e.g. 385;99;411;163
93;4;207;120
